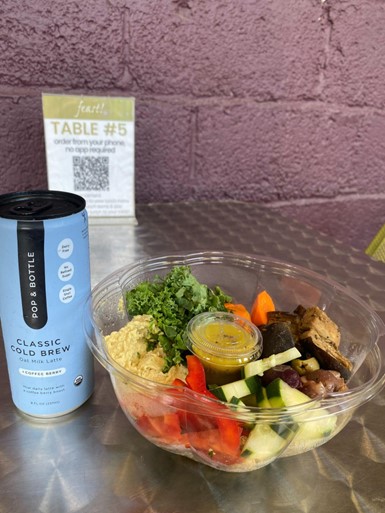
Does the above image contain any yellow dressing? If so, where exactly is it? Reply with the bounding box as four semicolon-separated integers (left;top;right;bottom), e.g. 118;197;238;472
186;312;262;386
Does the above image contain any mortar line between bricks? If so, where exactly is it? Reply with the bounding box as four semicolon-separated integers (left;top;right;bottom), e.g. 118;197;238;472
116;6;138;90
314;0;333;98
120;6;128;62
188;107;198;180
116;96;385;116
0;89;383;116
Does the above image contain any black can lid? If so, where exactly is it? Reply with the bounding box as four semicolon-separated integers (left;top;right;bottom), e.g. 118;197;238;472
0;190;86;220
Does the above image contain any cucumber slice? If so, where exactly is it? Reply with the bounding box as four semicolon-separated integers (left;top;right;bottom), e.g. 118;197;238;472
243;347;302;378
241;423;287;460
228;396;255;429
296;410;337;440
256;383;270;408
266;378;337;442
284;410;339;456
210;375;262;402
241;387;298;456
266;378;312;439
228;396;250;411
266;378;312;408
229;396;244;407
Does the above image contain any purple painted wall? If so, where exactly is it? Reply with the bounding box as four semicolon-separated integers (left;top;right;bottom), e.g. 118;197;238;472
0;0;384;251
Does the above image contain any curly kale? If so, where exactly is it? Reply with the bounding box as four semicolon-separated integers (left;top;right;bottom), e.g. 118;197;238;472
125;266;231;371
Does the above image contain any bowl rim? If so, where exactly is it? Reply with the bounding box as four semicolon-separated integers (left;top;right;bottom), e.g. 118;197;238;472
92;251;385;330
85;250;385;421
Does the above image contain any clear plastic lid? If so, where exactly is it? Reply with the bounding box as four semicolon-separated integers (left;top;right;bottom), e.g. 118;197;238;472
186;311;263;365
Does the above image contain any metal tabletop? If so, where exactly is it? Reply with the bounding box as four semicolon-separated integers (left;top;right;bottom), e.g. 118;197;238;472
1;201;385;513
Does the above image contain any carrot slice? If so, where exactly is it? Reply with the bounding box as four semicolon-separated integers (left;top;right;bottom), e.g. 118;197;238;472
250;290;275;326
224;303;252;322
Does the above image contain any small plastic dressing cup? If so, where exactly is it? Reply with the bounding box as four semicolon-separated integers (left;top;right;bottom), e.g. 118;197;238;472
186;311;263;386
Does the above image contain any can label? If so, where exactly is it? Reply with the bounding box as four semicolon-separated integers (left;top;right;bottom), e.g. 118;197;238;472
0;191;94;417
18;220;48;329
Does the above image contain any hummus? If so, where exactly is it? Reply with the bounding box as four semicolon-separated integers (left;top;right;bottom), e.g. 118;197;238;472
104;314;187;384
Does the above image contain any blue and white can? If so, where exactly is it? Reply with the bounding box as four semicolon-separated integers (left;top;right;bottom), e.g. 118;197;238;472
0;191;94;417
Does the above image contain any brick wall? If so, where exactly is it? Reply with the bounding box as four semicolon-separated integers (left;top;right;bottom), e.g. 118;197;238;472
0;0;384;251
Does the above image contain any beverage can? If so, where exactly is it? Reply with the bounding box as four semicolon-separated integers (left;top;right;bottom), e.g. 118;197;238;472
0;190;94;417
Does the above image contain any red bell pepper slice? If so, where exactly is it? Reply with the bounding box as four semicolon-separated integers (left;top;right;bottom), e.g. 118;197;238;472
172;376;217;432
183;355;242;459
136;412;182;443
185;355;208;394
186;429;240;465
138;357;242;464
172;378;187;387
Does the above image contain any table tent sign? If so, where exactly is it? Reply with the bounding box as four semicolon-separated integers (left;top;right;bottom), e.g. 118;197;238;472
42;94;136;223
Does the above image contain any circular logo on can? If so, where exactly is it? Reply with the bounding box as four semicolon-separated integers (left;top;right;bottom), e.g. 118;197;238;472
58;261;74;282
59;284;75;303
57;238;74;259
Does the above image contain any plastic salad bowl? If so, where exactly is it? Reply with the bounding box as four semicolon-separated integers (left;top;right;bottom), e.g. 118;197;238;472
84;251;385;472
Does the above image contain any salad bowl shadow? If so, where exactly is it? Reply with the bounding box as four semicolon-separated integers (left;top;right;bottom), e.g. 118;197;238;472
84;251;385;472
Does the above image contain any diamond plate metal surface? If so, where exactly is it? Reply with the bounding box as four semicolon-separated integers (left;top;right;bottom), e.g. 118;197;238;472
1;201;385;513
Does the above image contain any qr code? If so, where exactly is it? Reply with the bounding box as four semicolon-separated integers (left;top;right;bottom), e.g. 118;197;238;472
72;156;110;191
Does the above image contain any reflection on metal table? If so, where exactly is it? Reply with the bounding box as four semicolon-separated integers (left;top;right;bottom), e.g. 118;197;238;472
1;201;385;513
